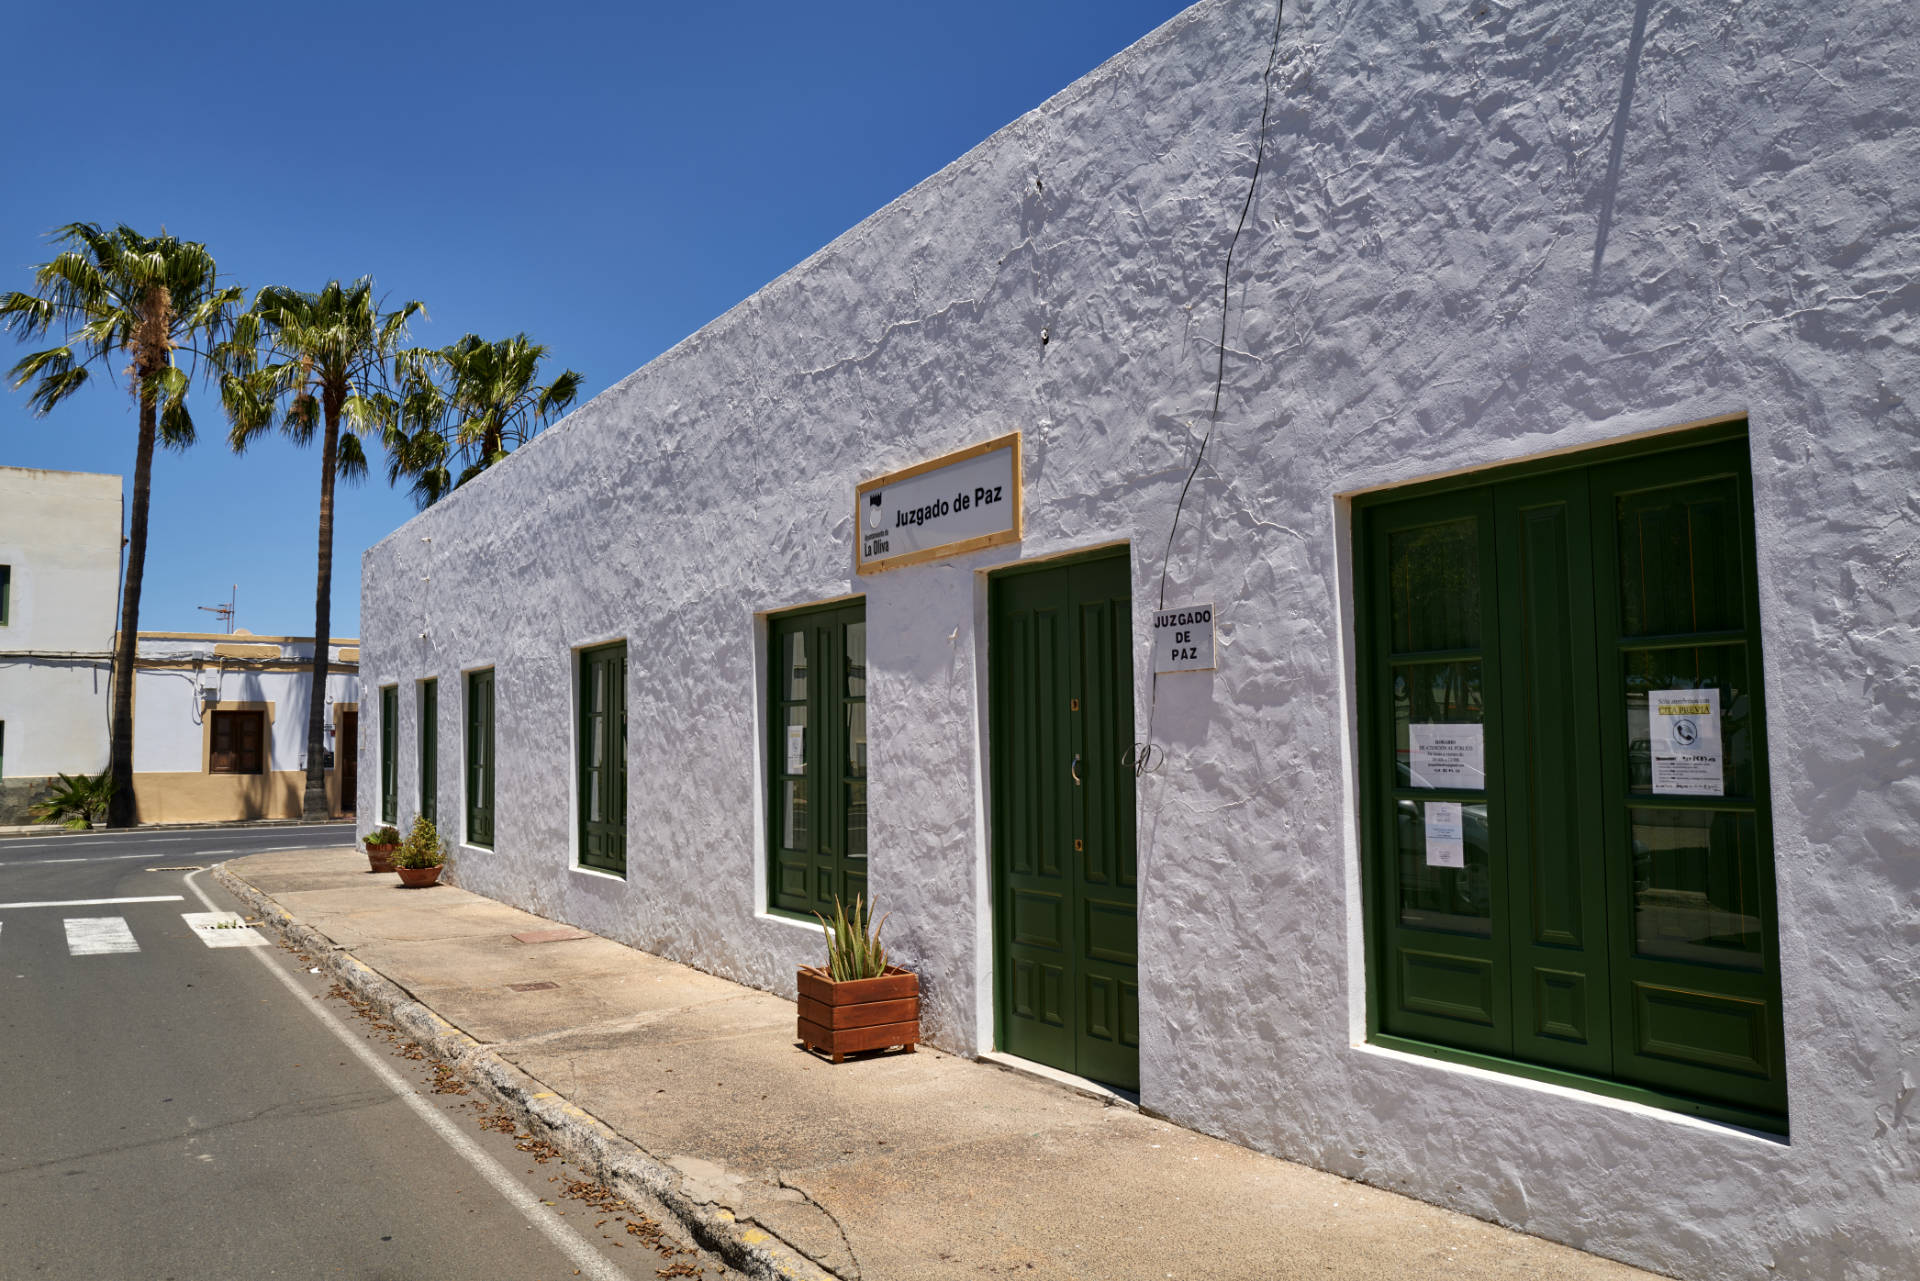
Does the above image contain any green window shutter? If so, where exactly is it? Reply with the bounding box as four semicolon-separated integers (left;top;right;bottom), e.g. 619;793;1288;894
766;599;866;917
466;669;494;848
380;685;398;825
419;679;438;826
0;564;10;625
578;643;627;875
1357;430;1785;1129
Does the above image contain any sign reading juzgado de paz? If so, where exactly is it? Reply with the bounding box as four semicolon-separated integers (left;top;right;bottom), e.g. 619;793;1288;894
1152;603;1215;673
856;432;1023;573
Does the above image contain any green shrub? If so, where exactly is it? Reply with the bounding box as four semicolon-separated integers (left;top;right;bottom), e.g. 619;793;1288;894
813;894;891;982
29;771;114;831
391;815;446;869
365;825;402;848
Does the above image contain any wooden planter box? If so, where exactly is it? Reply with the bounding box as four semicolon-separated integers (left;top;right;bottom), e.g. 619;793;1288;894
797;966;919;1063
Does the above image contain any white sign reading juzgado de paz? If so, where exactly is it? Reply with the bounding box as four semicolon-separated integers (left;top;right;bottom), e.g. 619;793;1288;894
1649;687;1723;796
856;432;1023;573
1152;603;1215;673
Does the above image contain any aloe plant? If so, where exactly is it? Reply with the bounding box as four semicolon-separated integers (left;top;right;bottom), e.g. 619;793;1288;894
814;894;892;982
28;771;115;830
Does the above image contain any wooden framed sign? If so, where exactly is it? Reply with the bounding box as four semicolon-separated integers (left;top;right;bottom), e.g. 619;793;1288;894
855;432;1024;573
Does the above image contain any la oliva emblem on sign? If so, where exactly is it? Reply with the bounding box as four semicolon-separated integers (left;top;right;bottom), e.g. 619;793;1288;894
855;432;1024;573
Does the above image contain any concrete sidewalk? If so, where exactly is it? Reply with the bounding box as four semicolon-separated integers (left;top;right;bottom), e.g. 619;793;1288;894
220;848;1666;1281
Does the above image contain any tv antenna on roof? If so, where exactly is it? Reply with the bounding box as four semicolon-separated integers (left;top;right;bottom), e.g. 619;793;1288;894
197;585;237;634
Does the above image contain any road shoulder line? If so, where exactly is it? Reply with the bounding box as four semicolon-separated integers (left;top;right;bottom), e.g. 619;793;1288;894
213;862;836;1281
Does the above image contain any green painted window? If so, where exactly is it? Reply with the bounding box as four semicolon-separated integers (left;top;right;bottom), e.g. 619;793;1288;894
418;679;438;826
466;668;494;849
577;642;627;875
379;685;398;825
1357;430;1786;1131
767;599;866;917
0;564;10;624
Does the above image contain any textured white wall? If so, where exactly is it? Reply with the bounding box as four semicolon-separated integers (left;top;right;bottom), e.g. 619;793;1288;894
0;466;121;778
360;2;1920;1278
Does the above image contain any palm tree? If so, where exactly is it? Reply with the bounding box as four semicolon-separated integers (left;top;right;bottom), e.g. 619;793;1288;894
219;278;423;821
1;224;241;827
385;333;582;506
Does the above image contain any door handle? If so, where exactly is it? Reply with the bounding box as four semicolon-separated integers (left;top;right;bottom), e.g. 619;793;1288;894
1070;753;1082;786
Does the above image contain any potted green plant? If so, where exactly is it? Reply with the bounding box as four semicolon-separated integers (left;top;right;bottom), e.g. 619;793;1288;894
390;815;446;888
797;895;919;1063
28;771;114;831
363;825;402;873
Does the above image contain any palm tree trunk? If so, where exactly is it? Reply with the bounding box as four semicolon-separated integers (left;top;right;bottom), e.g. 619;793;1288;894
301;402;340;821
105;392;158;827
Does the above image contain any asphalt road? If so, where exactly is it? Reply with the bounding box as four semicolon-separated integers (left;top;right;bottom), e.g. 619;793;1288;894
0;824;733;1280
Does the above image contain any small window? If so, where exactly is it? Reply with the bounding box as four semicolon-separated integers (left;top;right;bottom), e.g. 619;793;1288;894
577;643;627;875
380;685;398;824
0;564;10;625
766;598;866;917
209;710;266;775
418;679;438;826
465;669;495;848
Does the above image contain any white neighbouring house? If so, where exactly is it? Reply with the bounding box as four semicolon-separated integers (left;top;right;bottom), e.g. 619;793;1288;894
127;630;362;824
0;465;121;822
0;463;361;824
355;3;1920;1279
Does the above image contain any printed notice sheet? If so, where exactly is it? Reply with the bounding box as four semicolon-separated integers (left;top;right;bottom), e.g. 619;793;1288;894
785;725;806;775
1649;687;1723;795
1407;723;1485;789
1424;802;1466;869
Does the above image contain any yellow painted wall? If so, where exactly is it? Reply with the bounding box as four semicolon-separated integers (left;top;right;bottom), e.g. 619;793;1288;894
131;769;342;824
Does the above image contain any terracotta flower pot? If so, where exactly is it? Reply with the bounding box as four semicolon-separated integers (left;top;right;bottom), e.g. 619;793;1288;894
797;965;919;1063
365;844;396;873
396;865;443;888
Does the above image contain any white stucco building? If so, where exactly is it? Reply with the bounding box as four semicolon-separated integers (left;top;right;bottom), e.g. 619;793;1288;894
0;465;121;822
356;3;1919;1278
129;631;361;823
0;461;362;824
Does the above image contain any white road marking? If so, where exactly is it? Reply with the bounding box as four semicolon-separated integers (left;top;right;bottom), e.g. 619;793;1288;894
181;911;271;948
0;895;185;910
0;852;175;868
182;869;629;1281
0;836;197;850
65;917;140;956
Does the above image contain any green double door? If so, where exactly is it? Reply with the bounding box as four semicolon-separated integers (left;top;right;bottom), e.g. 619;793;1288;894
1361;436;1785;1126
989;550;1139;1091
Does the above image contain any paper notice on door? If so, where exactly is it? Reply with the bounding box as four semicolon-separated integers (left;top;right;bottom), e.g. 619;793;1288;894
1407;723;1485;790
1424;801;1466;868
785;725;806;775
1650;688;1722;795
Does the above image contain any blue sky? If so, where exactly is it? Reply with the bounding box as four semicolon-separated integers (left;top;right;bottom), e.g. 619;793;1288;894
1;0;1191;636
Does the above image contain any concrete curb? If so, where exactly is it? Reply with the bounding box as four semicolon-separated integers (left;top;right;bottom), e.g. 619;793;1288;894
214;863;838;1281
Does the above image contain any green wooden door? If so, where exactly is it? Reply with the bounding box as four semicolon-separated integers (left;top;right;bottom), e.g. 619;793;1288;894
1591;443;1784;1116
419;679;438;826
1361;433;1785;1126
1494;474;1615;1075
990;550;1138;1091
767;601;867;916
1365;490;1511;1053
466;669;494;848
379;685;398;825
578;643;627;874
